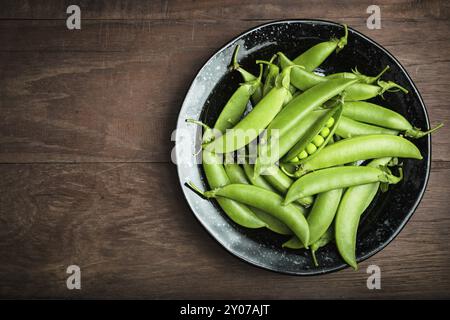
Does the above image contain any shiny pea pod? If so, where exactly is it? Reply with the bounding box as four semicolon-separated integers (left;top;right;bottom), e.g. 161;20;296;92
204;66;293;154
292;24;348;71
197;184;310;247
284;165;403;205
224;163;292;235
254;78;358;175
295;135;423;176
342;101;443;138
325;66;390;83
306;188;343;245
344;80;408;101
284;104;342;162
229;45;263;105
335;116;399;138
335;157;392;270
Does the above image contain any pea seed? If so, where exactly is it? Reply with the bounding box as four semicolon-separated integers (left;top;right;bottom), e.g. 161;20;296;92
320;127;330;137
306;143;317;154
289;156;300;163
326;117;335;128
298;150;308;159
312;135;325;147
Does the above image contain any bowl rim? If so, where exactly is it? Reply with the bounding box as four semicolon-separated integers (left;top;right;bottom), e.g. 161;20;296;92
175;19;432;275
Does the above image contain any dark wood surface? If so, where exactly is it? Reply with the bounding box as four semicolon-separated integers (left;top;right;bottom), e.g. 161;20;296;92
0;0;449;299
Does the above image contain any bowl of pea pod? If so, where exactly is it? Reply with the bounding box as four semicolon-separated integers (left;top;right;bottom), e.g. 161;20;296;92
175;20;441;275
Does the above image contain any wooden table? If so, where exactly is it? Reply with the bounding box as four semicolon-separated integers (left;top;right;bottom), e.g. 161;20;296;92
1;0;449;299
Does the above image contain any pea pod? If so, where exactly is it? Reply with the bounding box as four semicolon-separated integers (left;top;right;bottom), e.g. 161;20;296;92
191;183;310;247
294;135;423;176
284;104;342;162
224;163;292;235
279;51;392;97
335;157;393;270
213;65;263;135
254;78;358;176
204;66;293;154
335;116;399;138
306;188;343;245
229;45;263;105
257;57;279;97
292;24;348;71
284;165;403;205
342;101;443;138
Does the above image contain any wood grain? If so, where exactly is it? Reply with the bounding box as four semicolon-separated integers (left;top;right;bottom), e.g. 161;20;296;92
0;0;449;299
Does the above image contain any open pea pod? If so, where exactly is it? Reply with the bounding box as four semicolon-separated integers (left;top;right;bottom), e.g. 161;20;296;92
283;104;343;163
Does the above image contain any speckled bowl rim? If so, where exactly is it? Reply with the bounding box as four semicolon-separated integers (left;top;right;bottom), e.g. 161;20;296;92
175;19;431;275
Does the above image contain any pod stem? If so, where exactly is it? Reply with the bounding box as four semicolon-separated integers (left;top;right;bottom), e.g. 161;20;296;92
406;122;444;138
378;80;409;97
336;24;348;53
382;167;403;184
186;181;207;198
230;44;241;71
311;249;319;267
185;118;211;131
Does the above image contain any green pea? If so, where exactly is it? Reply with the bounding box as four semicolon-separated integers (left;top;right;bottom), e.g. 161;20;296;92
289;156;300;163
298;150;308;159
320;127;330;137
326;117;335;128
312;135;325;147
306;143;317;154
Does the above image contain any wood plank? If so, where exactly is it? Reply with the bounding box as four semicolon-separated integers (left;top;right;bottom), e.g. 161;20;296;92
0;0;448;20
0;19;449;163
0;163;449;299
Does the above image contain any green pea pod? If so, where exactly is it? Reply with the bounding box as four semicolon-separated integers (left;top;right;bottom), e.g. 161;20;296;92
283;104;342;162
344;80;408;101
213;65;263;134
325;66;390;83
284;165;403;205
342;101;443;138
229;45;264;105
307;188;343;245
335;157;393;270
263;165;314;208
242;162;277;192
202;150;266;228
192;183;310;247
295;135;423;176
335;116;399;138
203;66;293;154
254;78;358;176
292;24;348;71
224;163;292;235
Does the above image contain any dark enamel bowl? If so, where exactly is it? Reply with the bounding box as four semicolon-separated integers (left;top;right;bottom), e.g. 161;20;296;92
175;20;431;275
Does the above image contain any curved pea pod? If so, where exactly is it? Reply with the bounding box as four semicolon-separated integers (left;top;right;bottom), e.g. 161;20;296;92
284;165;403;205
325;66;390;83
203;66;293;154
196;184;310;247
306;188;343;245
335;116;399;138
295;135;423;176
279;52;389;92
213;68;263;134
224;163;292;235
283;104;342;162
229;45;263;105
335;157;393;270
292;24;348;71
202;150;266;228
242;162;277;192
342;101;443;138
344;80;408;101
263;165;314;208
